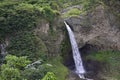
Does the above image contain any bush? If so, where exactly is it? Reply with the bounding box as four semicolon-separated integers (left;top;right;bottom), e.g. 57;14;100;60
42;6;58;22
81;0;99;11
1;65;21;80
22;68;47;80
62;8;82;18
86;51;120;79
0;2;39;38
5;55;31;69
46;57;68;80
21;62;53;80
0;55;30;80
7;31;47;61
42;72;56;80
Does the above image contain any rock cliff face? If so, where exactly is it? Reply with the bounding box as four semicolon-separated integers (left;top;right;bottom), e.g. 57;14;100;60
62;4;120;80
3;3;117;79
66;5;120;51
34;19;65;57
33;4;120;63
11;3;119;59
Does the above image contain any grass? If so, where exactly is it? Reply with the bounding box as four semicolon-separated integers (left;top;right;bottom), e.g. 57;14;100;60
62;8;83;18
86;51;120;80
46;56;68;80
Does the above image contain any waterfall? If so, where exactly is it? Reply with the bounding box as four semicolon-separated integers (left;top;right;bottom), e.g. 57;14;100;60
0;43;6;55
64;21;86;79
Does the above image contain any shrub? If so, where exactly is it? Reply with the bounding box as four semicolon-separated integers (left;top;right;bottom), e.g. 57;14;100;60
86;51;120;79
42;72;56;80
22;68;47;80
21;63;53;80
81;0;99;11
42;6;57;22
46;57;68;80
62;8;82;18
0;55;30;80
1;65;21;80
5;55;31;69
7;31;47;61
0;2;39;38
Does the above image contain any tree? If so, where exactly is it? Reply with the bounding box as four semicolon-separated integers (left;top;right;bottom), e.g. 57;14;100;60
5;55;30;69
0;55;30;80
0;65;20;80
42;72;56;80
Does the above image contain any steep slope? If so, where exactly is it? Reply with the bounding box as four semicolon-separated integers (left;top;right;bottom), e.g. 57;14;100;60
63;1;120;80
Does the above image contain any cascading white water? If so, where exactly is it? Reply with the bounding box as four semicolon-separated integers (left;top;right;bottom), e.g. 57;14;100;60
64;21;86;79
0;44;6;55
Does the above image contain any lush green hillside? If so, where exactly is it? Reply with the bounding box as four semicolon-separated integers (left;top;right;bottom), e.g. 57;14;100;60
0;0;65;80
0;0;120;80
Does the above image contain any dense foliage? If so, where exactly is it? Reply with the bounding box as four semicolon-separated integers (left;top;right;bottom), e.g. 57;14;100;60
0;2;38;38
0;55;30;80
0;0;63;80
87;51;120;80
7;31;47;61
0;0;120;80
0;0;59;39
0;0;59;61
42;72;56;80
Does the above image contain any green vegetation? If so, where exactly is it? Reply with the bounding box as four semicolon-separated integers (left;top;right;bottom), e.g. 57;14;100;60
0;2;38;38
21;57;68;80
60;29;71;61
46;57;68;80
0;0;120;80
86;51;120;80
61;0;101;18
0;55;30;80
42;6;59;23
62;8;83;18
0;0;59;61
0;0;68;80
21;63;51;80
7;31;47;61
0;0;59;39
81;0;100;11
0;55;68;80
42;72;56;80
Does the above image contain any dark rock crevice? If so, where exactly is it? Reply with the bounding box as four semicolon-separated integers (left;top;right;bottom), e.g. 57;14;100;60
63;44;106;80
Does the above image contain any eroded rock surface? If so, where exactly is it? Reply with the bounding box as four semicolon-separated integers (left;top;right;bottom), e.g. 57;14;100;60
66;5;120;50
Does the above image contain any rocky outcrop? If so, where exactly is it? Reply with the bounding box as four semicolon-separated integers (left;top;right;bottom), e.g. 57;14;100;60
34;19;65;57
63;4;120;80
34;4;120;58
30;4;120;80
66;5;120;51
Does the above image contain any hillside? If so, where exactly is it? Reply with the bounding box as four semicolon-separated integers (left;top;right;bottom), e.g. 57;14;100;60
0;0;120;80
